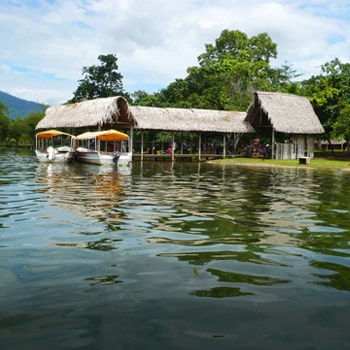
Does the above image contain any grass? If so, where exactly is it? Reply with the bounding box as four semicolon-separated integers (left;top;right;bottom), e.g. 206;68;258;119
212;156;350;170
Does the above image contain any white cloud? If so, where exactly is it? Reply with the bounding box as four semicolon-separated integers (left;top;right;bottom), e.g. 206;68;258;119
0;0;349;105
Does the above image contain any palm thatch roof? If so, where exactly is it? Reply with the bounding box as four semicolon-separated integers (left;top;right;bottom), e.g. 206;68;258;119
129;106;255;133
36;96;255;134
36;96;131;130
245;91;324;134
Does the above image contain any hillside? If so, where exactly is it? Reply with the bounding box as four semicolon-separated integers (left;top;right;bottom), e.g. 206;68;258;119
0;91;47;120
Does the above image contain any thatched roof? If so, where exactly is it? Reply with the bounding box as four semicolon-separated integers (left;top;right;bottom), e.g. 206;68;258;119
245;91;324;134
36;96;131;130
129;106;255;133
36;96;255;134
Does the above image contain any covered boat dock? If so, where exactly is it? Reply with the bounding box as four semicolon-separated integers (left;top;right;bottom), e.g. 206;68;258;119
36;92;325;161
36;96;256;161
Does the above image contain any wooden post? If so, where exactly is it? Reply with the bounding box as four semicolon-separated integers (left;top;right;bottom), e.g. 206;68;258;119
141;131;144;162
171;132;175;162
129;127;133;154
223;133;226;158
272;128;275;159
198;133;202;161
180;131;184;155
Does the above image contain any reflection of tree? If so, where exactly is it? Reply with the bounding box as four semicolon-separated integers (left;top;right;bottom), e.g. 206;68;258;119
207;268;289;285
85;274;123;285
298;227;350;258
158;249;287;266
191;267;290;297
52;238;122;251
310;261;350;291
158;250;289;298
191;286;253;298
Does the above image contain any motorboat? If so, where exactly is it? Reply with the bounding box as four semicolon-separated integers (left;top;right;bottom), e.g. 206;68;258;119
75;129;132;166
35;129;76;163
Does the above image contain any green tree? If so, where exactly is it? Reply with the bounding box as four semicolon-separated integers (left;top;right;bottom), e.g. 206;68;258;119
24;111;46;142
0;102;10;143
301;58;350;145
131;90;160;106
69;54;129;103
9;118;31;145
333;105;350;150
147;30;289;111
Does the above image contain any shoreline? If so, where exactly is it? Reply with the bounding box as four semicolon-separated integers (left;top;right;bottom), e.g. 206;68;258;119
209;158;350;171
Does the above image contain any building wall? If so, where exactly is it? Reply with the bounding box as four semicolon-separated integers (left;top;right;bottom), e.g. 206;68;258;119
274;135;315;159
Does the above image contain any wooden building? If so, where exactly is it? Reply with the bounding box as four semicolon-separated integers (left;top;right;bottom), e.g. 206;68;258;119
245;91;325;159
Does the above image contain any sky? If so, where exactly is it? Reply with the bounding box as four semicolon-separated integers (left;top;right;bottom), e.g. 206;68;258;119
1;0;350;106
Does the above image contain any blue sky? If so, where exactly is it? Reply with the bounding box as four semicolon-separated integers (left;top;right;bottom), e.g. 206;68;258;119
1;0;350;105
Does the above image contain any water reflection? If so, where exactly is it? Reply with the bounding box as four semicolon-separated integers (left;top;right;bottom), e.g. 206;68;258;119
131;162;350;299
36;162;130;218
1;153;350;349
20;160;350;298
34;162;131;250
311;260;350;291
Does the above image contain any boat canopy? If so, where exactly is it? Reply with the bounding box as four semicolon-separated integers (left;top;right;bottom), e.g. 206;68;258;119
76;129;129;142
36;129;75;139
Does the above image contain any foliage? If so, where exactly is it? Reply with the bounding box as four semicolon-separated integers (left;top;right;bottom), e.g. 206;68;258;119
0;102;10;142
0;103;44;145
333;105;350;150
301;58;350;145
8;118;31;145
25;111;46;141
69;54;129;103
134;30;299;111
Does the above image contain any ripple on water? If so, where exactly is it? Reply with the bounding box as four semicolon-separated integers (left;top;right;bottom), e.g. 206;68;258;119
1;155;350;349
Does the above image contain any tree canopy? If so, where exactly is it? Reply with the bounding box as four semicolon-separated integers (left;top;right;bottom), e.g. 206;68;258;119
69;54;129;103
301;58;350;146
0;102;10;142
133;30;299;111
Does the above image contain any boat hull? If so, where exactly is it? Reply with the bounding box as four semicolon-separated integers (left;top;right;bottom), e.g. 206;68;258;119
35;149;75;163
75;148;132;166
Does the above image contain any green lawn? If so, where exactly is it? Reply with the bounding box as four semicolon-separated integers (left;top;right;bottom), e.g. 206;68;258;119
212;156;350;170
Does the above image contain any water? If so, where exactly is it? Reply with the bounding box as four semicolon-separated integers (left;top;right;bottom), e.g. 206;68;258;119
1;150;350;349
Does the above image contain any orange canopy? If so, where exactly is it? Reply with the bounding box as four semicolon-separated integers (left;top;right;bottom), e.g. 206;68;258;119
76;129;129;142
36;129;75;139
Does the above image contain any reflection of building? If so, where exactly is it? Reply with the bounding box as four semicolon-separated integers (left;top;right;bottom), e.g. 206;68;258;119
36;163;129;220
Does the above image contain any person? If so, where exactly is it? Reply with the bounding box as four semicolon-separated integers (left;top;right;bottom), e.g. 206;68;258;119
89;139;95;150
265;144;272;158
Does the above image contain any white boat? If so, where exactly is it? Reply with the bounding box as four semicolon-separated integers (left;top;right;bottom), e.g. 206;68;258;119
75;129;132;166
35;130;76;163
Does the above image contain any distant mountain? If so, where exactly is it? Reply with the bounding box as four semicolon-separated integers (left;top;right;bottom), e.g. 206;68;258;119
0;91;48;120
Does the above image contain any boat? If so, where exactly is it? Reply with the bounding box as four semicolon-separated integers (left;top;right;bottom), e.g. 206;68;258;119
75;129;132;166
35;129;76;163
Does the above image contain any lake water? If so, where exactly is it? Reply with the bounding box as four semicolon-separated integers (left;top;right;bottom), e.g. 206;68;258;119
1;150;350;350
